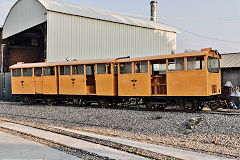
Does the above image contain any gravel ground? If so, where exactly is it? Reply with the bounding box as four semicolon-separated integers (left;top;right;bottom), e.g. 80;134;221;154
0;102;239;159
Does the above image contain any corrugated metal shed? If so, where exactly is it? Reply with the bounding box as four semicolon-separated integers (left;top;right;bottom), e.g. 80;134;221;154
39;0;177;33
221;53;240;68
3;0;178;62
3;0;177;39
46;11;177;61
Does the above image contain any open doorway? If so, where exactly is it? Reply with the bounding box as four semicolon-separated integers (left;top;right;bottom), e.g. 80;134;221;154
86;64;96;94
151;60;167;95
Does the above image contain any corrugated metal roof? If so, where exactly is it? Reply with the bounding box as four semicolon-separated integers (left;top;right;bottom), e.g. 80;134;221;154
38;0;178;33
221;53;240;68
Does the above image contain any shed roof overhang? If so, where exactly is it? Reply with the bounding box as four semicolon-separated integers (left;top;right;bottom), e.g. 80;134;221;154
3;0;47;39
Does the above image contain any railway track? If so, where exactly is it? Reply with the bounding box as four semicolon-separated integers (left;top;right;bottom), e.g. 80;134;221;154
2;101;240;115
0;118;236;160
200;109;240;116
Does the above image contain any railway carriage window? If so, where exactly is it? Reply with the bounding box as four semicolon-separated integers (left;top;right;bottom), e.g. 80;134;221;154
72;65;84;75
168;58;184;71
208;57;219;73
86;65;95;75
114;64;118;75
187;56;205;70
107;64;111;74
135;61;148;73
97;64;106;74
60;66;71;75
152;63;166;75
120;63;132;74
44;67;55;76
12;69;21;77
23;68;32;77
34;68;42;77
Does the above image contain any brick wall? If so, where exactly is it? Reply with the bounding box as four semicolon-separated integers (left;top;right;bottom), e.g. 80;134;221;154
7;47;41;68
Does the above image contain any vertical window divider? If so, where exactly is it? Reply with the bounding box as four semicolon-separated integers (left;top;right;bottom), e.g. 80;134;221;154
166;59;169;73
132;62;135;74
184;57;187;71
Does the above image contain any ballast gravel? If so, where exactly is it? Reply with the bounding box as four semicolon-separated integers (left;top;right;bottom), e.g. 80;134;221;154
0;102;239;159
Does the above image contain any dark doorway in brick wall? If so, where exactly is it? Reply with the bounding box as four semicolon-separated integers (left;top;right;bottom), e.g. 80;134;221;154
3;22;46;72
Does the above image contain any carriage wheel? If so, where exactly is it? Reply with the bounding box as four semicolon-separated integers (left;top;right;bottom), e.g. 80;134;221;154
197;102;205;111
184;102;198;112
72;98;80;105
209;101;219;111
146;102;158;110
45;98;55;105
23;97;33;105
98;99;110;108
157;105;166;110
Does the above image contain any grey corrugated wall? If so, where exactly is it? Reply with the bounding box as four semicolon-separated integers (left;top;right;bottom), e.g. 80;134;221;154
47;11;176;62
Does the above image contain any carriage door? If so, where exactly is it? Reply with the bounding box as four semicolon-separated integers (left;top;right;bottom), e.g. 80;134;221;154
72;65;86;95
43;67;58;95
86;64;96;94
34;67;43;94
151;60;167;95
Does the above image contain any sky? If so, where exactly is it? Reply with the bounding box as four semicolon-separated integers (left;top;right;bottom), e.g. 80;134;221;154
0;0;240;54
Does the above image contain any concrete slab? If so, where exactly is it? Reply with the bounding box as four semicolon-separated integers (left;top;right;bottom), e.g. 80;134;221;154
54;127;234;160
0;122;148;160
0;131;82;160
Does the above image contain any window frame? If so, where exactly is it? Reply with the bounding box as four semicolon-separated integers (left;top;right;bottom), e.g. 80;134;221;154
72;65;84;75
43;67;55;76
12;68;22;77
135;61;148;74
60;65;71;76
187;56;205;71
97;63;107;74
86;64;95;76
23;68;33;77
120;62;132;74
168;58;185;72
151;62;167;75
34;67;42;77
207;56;220;73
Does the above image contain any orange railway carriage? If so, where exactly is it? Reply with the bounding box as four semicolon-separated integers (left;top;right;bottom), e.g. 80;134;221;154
117;48;221;97
10;59;118;104
116;48;221;111
10;48;221;111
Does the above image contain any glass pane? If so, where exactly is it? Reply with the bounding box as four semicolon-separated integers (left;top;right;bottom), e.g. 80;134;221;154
97;64;106;74
86;65;95;75
114;64;118;75
208;57;219;73
44;67;55;76
168;58;184;71
23;68;32;77
12;69;21;77
187;56;205;70
34;68;42;77
107;64;111;74
120;63;132;74
60;66;71;75
168;60;176;71
152;63;166;74
72;65;84;75
135;61;148;73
